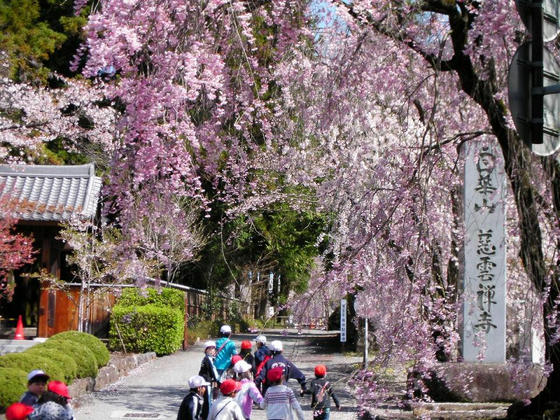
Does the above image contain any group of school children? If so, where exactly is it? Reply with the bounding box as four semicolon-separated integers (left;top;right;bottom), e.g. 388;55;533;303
5;369;74;420
177;325;341;420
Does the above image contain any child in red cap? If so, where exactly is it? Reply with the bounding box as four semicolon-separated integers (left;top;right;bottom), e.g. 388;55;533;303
223;355;243;381
260;367;304;420
31;380;74;420
5;402;33;420
303;365;340;420
207;379;244;419
239;340;255;374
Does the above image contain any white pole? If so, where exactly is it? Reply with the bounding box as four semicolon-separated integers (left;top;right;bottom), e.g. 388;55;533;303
363;318;369;368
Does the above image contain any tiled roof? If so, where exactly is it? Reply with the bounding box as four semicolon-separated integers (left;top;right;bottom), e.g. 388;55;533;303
0;164;102;222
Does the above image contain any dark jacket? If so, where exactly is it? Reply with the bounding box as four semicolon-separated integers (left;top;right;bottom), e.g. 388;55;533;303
240;349;256;374
198;354;219;384
254;345;271;366
255;353;306;391
304;377;340;411
20;391;40;406
177;391;205;420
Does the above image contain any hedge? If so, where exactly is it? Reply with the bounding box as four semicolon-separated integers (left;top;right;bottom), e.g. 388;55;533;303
117;287;185;314
0;330;110;412
38;340;98;378
0;353;65;383
23;346;78;383
48;331;110;366
110;304;184;356
0;367;27;410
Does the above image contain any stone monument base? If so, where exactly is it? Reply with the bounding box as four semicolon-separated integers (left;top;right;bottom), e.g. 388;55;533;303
426;362;547;402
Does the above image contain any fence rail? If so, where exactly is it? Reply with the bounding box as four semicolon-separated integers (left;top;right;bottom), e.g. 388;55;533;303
37;280;245;348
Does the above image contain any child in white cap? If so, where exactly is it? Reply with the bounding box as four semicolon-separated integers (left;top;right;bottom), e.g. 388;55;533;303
20;369;49;407
198;341;219;417
177;375;210;420
256;340;306;397
214;325;237;378
234;360;263;419
253;335;271;380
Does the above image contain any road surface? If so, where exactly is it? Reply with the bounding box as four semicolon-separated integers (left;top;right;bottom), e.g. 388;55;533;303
74;329;361;419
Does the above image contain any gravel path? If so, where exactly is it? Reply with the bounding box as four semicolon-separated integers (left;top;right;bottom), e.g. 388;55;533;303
74;329;361;419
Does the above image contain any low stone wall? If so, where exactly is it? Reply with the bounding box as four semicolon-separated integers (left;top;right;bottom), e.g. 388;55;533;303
69;352;156;399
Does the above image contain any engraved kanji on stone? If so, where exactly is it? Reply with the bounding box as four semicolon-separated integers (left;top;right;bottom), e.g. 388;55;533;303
476;256;496;272
475;147;497;196
477;272;495;282
474;311;497;333
477;284;497;313
474;198;496;213
477;229;496;256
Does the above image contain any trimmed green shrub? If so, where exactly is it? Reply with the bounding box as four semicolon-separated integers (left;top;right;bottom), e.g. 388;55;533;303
0;352;65;383
47;331;110;367
24;345;78;383
39;340;98;378
110;304;184;356
0;367;27;410
117;287;185;314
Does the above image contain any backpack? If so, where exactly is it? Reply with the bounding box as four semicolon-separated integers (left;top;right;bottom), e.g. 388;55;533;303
313;381;329;405
255;355;271;379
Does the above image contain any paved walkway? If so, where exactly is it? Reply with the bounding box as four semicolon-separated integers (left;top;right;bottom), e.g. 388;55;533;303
74;329;361;419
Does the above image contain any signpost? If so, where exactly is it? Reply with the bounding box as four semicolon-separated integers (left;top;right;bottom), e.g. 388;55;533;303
509;0;560;155
340;298;347;343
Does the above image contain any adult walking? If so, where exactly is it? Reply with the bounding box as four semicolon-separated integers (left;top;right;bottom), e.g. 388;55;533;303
214;325;237;379
255;340;306;396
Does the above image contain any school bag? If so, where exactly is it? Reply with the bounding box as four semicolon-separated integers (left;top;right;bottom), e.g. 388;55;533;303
255;354;271;379
312;380;329;406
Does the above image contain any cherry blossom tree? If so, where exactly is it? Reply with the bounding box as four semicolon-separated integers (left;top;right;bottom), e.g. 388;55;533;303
78;0;560;415
116;193;207;283
0;193;36;299
0;66;118;164
273;0;560;415
76;0;312;244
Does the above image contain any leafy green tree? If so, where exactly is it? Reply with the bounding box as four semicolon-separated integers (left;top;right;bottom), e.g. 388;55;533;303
0;0;86;82
178;197;327;309
252;204;327;300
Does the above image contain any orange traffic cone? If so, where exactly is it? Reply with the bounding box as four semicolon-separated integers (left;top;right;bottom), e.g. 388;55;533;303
14;315;24;340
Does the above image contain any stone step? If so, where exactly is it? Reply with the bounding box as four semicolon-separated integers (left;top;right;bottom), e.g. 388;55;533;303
0;327;37;339
412;403;509;419
417;402;511;411
0;337;45;355
367;402;510;419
